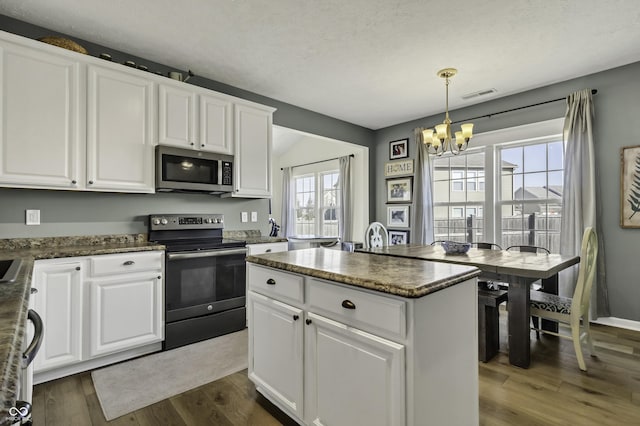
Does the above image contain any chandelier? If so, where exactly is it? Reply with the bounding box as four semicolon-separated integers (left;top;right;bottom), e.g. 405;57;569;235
422;68;474;156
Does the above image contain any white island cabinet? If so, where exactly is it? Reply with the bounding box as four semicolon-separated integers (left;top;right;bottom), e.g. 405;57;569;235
247;249;480;426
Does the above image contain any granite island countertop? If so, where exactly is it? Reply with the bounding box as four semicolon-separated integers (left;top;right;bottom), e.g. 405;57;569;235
0;234;164;425
247;247;480;298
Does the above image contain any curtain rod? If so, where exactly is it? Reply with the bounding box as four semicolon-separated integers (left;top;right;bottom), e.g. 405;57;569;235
449;89;598;125
281;154;354;170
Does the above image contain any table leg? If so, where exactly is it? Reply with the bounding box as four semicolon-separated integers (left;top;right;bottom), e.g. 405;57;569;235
507;276;532;368
540;274;559;333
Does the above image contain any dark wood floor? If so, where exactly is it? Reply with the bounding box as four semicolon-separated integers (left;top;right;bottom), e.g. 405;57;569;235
33;317;640;425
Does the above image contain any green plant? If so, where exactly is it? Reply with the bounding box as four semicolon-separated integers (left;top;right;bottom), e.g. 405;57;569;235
627;154;640;219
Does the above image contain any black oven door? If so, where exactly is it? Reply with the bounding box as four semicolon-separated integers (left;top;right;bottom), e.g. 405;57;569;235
165;247;247;323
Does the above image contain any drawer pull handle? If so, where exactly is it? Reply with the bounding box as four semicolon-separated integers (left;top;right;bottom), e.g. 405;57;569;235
341;300;356;310
31;288;38;295
266;278;276;285
265;249;272;253
305;319;312;325
293;314;299;321
123;261;135;266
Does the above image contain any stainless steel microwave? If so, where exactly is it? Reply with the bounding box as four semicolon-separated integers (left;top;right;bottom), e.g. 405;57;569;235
155;146;234;194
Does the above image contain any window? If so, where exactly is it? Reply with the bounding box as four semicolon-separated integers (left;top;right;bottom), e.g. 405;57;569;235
433;152;486;242
294;170;340;237
430;119;564;252
498;140;563;252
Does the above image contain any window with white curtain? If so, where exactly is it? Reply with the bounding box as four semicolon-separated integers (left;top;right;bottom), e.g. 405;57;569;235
430;118;564;252
293;170;340;237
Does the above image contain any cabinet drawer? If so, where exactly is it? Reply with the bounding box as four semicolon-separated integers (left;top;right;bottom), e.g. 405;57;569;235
248;263;303;304
247;242;288;255
89;251;163;277
307;278;406;339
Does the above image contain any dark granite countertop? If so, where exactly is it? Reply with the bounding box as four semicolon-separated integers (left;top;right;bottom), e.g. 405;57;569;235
0;234;164;425
223;230;287;244
247;248;480;299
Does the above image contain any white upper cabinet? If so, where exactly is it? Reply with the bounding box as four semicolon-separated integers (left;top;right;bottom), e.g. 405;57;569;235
0;38;84;189
158;82;233;154
86;65;155;192
227;103;275;198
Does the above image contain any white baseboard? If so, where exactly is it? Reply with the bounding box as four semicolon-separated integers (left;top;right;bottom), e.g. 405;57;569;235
593;317;640;332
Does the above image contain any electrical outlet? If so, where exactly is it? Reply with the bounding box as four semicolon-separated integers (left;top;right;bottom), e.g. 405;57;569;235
26;209;40;225
251;211;258;222
241;212;248;223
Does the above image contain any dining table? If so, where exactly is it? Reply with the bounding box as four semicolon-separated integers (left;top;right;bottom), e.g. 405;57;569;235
356;244;580;368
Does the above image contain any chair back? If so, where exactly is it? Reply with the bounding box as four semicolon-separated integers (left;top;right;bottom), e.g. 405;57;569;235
506;245;550;254
571;227;598;318
364;222;388;248
473;242;502;250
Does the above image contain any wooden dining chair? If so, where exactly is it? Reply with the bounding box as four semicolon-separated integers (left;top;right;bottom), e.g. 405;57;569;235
473;242;503;250
529;227;598;371
472;242;504;290
506;245;551;254
364;222;389;248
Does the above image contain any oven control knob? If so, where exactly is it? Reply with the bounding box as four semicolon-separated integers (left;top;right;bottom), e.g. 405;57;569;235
160;218;168;225
218;218;224;224
204;218;212;224
207;305;213;311
152;218;161;226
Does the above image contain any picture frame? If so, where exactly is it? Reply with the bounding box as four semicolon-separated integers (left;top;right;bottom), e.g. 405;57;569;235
384;159;414;177
386;177;412;203
388;230;410;245
621;145;640;228
387;205;410;228
389;138;409;160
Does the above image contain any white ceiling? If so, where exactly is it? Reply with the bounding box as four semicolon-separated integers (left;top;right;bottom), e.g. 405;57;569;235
3;0;640;130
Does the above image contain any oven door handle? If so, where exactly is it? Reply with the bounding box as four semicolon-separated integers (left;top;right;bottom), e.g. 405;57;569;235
167;248;248;260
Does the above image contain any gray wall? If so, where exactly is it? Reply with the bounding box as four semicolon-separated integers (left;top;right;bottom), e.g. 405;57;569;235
374;62;640;322
0;15;375;238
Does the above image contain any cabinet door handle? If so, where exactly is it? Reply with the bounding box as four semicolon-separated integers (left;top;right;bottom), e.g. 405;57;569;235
341;300;356;310
123;260;135;266
30;288;38;295
293;314;299;321
305;319;312;325
75;266;81;271
157;275;162;279
190;142;195;146
200;144;205;147
266;278;276;285
88;180;94;185
71;180;77;184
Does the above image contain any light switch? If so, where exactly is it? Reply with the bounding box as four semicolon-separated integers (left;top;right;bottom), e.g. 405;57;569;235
241;212;248;223
251;211;258;222
26;209;40;225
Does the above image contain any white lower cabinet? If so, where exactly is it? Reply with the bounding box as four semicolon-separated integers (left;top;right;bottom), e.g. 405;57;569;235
31;251;164;382
247;262;478;426
305;313;405;426
248;292;304;418
88;274;163;357
31;260;83;372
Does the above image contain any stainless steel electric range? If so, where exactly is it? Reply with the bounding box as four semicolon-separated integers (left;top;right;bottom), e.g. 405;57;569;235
148;214;247;350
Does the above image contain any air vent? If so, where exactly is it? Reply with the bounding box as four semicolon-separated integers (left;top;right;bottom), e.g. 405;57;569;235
461;88;497;100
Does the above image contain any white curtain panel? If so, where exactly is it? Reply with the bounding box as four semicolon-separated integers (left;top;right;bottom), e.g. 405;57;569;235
412;127;435;245
280;167;296;237
560;89;609;317
338;155;353;242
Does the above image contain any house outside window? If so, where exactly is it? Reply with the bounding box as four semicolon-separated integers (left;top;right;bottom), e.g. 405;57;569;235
294;170;340;237
430;119;564;252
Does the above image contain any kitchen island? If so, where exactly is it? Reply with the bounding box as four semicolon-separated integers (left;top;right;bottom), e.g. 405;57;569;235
246;248;481;426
